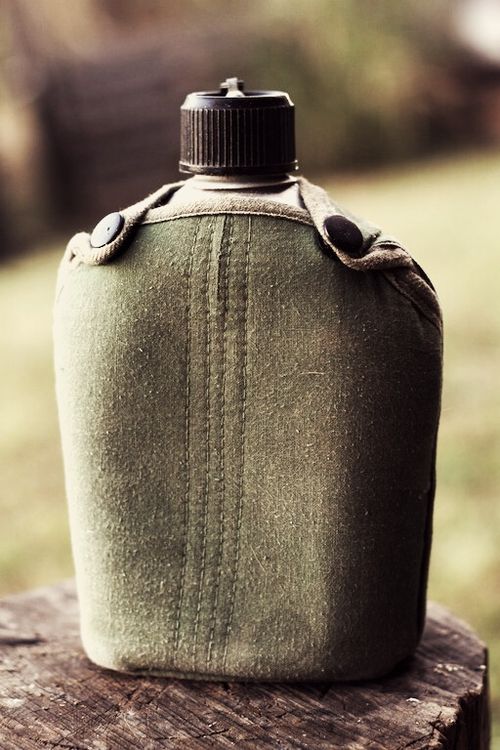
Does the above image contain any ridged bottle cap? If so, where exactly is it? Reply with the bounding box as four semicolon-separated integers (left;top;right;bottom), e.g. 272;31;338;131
179;77;297;176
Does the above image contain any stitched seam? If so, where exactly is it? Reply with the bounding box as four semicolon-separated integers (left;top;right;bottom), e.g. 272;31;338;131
143;210;313;228
172;217;200;662
192;217;217;669
206;216;233;667
383;272;442;333
222;215;251;668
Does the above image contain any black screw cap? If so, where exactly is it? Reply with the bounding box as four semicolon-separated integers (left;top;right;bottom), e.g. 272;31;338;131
179;77;297;176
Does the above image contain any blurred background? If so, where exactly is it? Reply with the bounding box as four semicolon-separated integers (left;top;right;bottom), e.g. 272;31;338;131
1;0;499;742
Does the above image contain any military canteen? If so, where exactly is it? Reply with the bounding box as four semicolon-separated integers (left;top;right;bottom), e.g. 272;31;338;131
54;77;442;682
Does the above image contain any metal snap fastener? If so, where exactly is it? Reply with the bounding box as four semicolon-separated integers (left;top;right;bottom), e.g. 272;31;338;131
323;215;364;257
90;212;125;249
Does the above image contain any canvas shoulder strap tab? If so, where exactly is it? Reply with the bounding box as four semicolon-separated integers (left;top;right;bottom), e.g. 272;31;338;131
66;182;185;266
298;177;442;332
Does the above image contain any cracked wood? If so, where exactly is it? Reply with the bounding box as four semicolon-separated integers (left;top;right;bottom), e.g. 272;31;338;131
0;581;490;749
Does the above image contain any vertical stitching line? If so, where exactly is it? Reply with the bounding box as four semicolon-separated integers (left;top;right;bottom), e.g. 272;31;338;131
222;214;251;668
172;217;200;661
191;216;217;669
206;216;233;667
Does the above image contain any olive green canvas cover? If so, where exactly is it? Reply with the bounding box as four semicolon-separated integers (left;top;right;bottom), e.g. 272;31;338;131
54;178;442;681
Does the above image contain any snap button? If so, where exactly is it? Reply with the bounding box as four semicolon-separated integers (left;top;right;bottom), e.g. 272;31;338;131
90;212;125;249
323;215;364;257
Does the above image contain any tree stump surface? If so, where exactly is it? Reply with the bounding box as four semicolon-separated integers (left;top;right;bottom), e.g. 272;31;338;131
0;580;490;749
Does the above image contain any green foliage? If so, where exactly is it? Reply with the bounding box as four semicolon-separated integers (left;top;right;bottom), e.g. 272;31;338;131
236;0;460;171
0;248;72;592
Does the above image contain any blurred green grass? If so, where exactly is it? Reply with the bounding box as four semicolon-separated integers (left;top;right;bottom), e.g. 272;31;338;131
1;150;499;741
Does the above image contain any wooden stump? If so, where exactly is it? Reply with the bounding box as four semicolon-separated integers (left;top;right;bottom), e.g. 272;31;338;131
0;581;490;749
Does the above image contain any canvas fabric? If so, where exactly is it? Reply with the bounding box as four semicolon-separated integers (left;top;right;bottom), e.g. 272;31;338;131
54;178;442;681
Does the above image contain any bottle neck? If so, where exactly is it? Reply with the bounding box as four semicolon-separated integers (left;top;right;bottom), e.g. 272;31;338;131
188;173;297;191
170;172;303;208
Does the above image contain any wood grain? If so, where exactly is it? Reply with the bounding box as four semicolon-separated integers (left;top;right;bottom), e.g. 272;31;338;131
0;581;490;749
